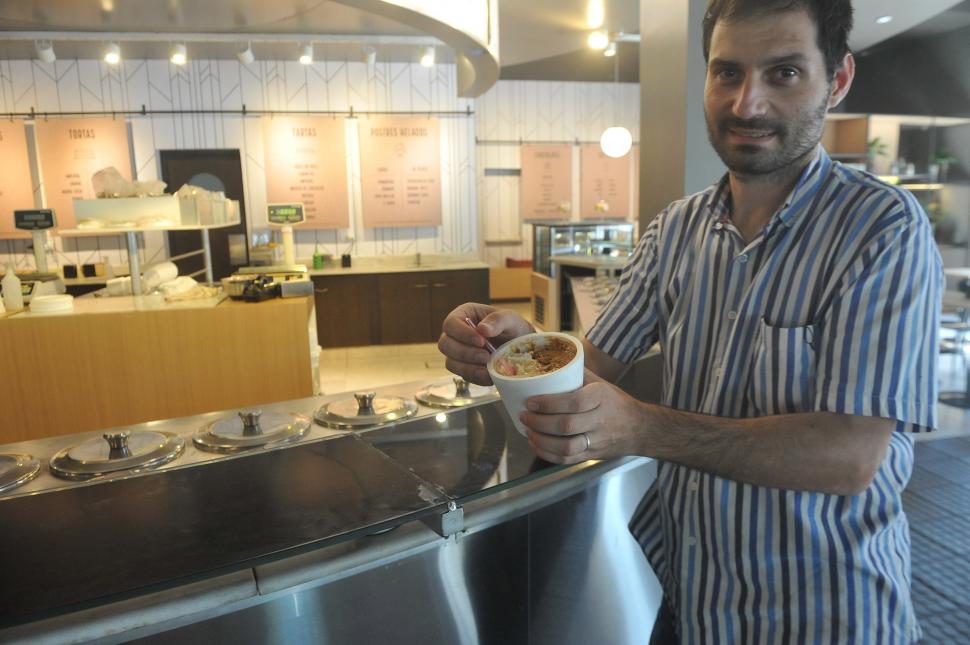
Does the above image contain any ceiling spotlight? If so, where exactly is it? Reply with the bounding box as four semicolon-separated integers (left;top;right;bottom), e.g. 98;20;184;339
170;43;187;66
299;44;313;65
587;30;609;50
604;41;617;57
420;45;435;68
35;40;56;64
104;42;121;65
363;46;377;68
875;15;893;25
587;1;605;29
237;42;254;65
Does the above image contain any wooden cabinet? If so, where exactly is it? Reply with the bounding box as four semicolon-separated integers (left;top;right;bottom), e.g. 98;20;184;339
312;268;489;347
378;273;432;344
312;274;380;348
378;268;489;344
428;269;489;340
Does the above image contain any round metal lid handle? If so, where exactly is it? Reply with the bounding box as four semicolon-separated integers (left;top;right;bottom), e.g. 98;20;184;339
103;431;132;460
355;392;377;416
453;378;471;398
238;410;264;436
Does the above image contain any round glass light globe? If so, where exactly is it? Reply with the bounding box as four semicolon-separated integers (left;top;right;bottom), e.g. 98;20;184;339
600;126;632;158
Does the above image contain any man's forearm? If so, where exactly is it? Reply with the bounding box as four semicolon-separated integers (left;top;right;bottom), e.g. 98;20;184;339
633;405;894;496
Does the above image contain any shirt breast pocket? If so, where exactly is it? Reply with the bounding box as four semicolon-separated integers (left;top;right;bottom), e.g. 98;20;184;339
749;319;817;416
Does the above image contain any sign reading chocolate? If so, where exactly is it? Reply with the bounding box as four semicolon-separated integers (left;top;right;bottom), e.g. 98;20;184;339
358;116;441;228
261;117;350;230
34;117;132;230
0;122;35;239
579;144;630;220
520;144;572;220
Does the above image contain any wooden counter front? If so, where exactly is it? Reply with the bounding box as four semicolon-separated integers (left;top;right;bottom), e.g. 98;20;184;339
0;297;315;444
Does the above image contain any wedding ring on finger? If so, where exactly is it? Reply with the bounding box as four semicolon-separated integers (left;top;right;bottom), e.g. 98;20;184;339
581;432;591;452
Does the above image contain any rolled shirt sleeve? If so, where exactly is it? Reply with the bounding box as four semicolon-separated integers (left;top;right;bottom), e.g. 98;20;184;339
813;191;943;432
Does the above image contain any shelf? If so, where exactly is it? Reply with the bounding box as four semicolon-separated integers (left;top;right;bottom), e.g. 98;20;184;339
57;218;241;236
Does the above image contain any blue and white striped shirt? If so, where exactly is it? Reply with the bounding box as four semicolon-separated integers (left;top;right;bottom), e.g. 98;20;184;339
587;147;943;644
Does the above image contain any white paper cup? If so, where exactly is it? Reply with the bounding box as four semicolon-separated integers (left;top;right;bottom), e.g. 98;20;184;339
487;332;584;435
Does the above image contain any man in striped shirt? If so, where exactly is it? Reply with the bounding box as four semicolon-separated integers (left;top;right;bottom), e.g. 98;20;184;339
440;0;942;642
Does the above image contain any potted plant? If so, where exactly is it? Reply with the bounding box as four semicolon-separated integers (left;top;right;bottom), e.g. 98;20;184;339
866;137;888;172
931;148;959;183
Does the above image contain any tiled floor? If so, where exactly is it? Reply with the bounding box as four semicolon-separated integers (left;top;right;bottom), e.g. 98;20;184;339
319;300;970;642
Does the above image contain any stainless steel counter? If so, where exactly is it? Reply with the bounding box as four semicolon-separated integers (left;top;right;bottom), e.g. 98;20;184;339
0;378;661;644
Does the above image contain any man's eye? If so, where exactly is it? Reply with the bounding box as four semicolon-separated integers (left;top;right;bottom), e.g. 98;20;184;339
716;69;739;81
774;67;798;81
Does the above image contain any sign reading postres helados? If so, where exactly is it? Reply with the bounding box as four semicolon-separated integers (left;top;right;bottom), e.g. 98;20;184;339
358;117;441;229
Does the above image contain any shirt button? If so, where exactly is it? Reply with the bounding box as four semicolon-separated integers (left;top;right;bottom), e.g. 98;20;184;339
714;222;724;230
714;367;723;378
688;480;699;492
727;310;738;320
738;254;749;264
686;536;697;546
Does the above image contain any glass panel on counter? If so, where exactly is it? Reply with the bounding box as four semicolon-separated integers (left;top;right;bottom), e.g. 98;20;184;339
359;400;561;501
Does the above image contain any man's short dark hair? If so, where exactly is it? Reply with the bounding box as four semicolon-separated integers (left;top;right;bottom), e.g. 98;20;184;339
702;0;854;77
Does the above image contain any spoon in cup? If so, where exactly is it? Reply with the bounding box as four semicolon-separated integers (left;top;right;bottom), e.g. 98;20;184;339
464;317;515;375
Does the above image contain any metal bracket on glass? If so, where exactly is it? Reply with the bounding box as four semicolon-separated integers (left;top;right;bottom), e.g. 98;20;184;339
421;500;464;538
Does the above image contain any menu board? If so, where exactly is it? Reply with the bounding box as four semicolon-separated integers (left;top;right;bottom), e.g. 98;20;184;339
34;117;131;230
520;144;572;220
358;117;441;228
0;123;35;239
262;117;349;229
580;144;630;220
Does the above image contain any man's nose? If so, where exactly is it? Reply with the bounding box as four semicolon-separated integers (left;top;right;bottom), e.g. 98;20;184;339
732;77;770;118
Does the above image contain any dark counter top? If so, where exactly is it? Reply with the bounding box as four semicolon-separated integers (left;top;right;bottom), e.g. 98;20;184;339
0;399;561;628
0;435;448;626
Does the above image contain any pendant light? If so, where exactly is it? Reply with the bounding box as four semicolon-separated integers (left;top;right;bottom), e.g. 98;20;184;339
600;45;632;158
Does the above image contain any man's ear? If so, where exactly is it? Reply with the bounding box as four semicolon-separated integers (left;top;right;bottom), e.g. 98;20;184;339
828;52;855;109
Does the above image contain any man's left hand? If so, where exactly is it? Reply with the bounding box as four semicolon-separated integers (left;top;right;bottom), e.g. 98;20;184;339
521;369;648;464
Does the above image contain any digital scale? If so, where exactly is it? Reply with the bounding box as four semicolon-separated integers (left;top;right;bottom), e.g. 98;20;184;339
13;209;65;303
225;203;312;300
267;203;305;268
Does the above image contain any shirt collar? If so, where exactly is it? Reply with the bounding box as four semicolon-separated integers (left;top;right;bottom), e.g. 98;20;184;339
706;145;832;233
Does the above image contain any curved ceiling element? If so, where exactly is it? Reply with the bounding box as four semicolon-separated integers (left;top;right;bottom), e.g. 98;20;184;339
333;0;500;97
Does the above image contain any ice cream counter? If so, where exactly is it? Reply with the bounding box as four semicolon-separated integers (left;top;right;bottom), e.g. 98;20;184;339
0;295;316;445
0;378;660;644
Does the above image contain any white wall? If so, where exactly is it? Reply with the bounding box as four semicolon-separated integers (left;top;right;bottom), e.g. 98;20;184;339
0;57;476;270
0;60;641;271
474;80;640;265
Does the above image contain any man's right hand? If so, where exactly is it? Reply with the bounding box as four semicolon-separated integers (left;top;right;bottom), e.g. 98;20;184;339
438;302;534;386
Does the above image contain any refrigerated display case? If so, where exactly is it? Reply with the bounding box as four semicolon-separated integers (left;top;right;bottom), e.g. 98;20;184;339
532;221;635;278
531;221;635;331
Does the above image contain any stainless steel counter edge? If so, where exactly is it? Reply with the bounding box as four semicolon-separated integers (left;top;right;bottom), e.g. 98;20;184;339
0;570;258;645
251;456;653;597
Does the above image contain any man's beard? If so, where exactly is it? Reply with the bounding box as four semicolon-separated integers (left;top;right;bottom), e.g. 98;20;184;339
705;93;829;177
